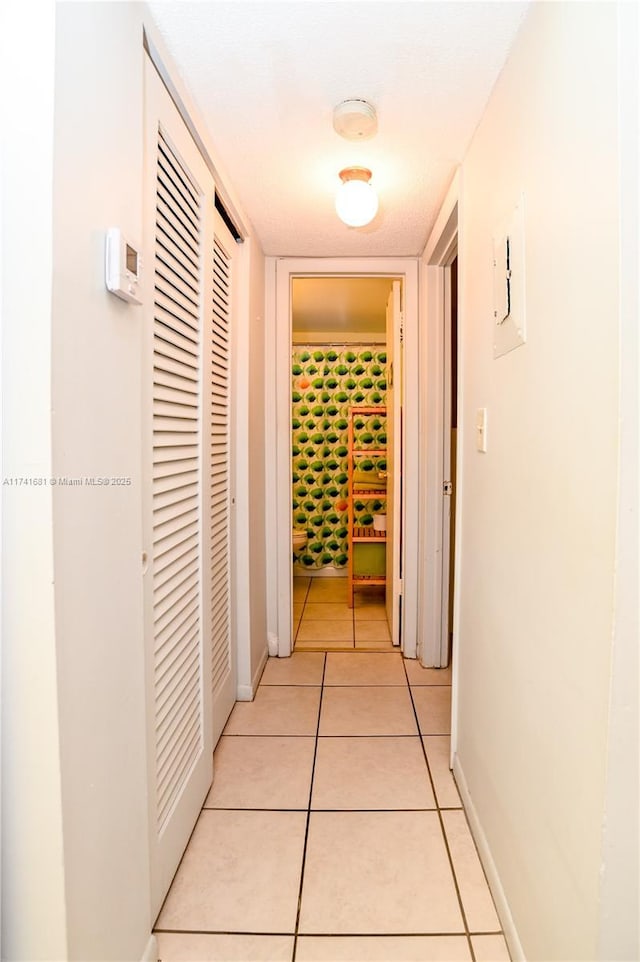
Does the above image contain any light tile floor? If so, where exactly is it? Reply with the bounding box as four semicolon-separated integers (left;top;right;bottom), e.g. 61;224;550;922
155;652;511;962
294;577;394;651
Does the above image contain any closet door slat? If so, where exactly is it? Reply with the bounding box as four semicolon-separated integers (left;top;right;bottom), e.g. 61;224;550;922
210;235;232;703
152;128;203;834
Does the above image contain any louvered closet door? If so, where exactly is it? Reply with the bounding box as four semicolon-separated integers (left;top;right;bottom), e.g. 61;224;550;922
210;211;237;747
143;57;215;917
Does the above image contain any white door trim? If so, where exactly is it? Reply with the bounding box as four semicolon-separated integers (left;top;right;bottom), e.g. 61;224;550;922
419;173;460;668
385;281;402;645
419;171;461;765
440;261;455;662
265;256;420;658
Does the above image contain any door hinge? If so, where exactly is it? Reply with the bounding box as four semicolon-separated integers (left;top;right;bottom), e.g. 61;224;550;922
399;311;404;343
443;481;453;495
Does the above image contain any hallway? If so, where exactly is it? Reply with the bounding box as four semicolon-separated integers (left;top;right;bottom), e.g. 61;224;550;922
154;652;510;961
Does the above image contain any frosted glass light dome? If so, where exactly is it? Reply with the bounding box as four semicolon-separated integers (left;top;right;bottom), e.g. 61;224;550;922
335;168;378;227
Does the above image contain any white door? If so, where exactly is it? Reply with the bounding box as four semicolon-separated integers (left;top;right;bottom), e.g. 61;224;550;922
385;280;403;644
143;57;215;917
209;210;237;747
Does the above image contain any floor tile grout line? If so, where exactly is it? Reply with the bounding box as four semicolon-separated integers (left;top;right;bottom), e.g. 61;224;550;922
408;676;507;944
401;658;477;962
321;682;417;687
294;577;312;643
154;927;296;937
202;805;443;813
451;795;509;940
154;925;504;937
242;683;453;691
293;578;309;643
296;647;396;652
292;650;326;961
317;732;431;738
223;732;436;739
223;732;318;738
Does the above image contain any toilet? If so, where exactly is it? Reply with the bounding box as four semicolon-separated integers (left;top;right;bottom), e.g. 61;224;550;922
292;529;308;553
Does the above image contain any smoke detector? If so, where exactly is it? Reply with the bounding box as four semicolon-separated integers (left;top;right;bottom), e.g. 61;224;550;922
333;99;378;141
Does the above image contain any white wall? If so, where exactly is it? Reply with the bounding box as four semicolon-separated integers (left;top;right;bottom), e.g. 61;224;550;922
1;3;68;958
455;3;634;960
292;331;385;344
597;4;639;957
0;4;268;959
51;6;151;959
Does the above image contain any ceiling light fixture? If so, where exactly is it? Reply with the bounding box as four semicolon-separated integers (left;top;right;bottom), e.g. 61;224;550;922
335;167;378;228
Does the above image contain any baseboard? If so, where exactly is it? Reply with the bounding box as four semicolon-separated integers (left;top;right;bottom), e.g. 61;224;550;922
141;933;158;962
236;645;269;702
453;755;526;962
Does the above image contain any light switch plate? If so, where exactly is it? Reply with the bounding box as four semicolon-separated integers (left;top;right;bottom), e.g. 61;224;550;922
493;195;526;358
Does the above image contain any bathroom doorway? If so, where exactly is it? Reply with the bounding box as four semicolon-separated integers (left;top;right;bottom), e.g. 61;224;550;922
290;276;398;651
266;256;420;660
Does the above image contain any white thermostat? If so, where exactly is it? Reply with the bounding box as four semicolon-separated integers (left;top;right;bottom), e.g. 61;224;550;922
105;228;142;304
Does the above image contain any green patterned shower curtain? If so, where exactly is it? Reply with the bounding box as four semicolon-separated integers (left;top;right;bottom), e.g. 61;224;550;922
291;344;387;569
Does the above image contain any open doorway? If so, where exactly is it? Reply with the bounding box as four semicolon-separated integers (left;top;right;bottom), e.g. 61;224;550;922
267;255;419;661
290;276;402;652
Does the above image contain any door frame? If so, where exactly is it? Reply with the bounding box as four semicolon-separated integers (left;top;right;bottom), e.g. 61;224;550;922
385;280;402;646
440;256;457;663
265;256;420;659
418;172;461;668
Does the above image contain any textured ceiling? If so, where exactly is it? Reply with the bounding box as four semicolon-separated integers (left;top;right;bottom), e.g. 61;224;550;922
148;1;529;257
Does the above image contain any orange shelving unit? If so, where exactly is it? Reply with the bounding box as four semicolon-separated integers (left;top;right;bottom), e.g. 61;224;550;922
347;406;387;607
